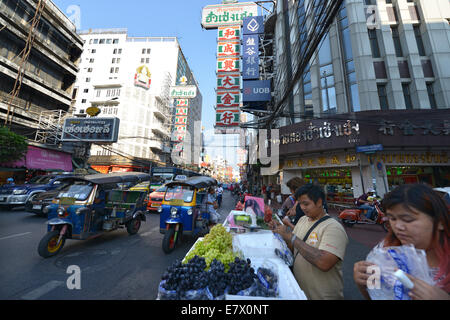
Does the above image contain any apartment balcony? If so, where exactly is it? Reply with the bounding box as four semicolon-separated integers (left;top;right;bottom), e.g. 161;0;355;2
151;122;170;137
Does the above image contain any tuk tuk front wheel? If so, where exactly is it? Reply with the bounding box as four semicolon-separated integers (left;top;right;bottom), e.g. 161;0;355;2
162;225;181;254
38;230;65;258
126;217;141;235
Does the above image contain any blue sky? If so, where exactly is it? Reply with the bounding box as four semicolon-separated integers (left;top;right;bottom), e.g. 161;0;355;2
53;0;246;166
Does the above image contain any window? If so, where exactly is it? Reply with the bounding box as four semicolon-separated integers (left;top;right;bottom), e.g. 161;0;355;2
99;39;105;44
86;78;91;83
118;49;122;54
110;67;114;74
141;58;145;63
112;58;116;64
83;88;89;93
115;67;119;73
147;48;151;54
116;58;120;64
81;99;86;103
391;26;403;57
113;39;119;44
145;58;150;63
87;68;93;73
106;39;112;44
426;83;437;109
89;58;94;63
377;84;389;110
413;25;426;56
402;83;413;109
96;90;101;97
91;49;96;54
368;29;381;58
142;48;146;54
93;39;98;44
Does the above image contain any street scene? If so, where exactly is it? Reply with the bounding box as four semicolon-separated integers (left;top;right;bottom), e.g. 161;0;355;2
0;0;449;303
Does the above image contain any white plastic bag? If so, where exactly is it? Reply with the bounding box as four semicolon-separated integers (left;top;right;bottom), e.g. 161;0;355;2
272;233;294;267
366;243;435;300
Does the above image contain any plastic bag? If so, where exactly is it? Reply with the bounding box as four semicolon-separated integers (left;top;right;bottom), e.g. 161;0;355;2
205;286;228;300
256;260;279;297
236;280;258;296
273;233;294;267
366;243;435;300
182;288;207;300
157;280;178;300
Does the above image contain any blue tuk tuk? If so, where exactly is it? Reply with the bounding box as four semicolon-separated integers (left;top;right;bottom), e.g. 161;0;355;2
158;176;217;253
38;172;150;258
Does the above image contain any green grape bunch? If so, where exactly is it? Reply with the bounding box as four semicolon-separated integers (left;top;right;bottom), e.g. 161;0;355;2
183;225;237;271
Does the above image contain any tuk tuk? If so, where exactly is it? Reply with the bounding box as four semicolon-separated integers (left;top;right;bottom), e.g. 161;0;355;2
158;176;217;253
38;172;150;258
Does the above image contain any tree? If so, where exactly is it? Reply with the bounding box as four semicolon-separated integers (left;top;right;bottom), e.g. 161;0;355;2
0;126;28;164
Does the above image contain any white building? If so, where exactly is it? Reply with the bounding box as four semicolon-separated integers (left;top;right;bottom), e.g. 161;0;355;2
72;29;202;171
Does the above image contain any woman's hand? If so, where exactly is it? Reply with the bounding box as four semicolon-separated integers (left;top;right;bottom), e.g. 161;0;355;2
286;202;298;217
353;261;377;288
406;274;450;300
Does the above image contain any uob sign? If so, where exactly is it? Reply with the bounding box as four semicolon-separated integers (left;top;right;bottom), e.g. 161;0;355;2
243;80;272;102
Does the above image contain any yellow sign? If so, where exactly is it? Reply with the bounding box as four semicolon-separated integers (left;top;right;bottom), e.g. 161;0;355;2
86;106;101;117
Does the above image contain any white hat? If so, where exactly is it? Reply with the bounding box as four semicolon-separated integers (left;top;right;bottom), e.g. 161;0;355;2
367;188;376;193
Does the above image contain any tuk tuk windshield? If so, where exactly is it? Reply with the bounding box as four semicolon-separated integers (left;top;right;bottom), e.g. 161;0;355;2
164;185;194;203
57;181;94;201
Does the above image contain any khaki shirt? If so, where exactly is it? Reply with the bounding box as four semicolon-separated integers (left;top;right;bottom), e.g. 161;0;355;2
292;215;349;300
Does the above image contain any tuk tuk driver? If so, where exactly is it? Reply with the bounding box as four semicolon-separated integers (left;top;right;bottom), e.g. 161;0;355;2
206;187;220;224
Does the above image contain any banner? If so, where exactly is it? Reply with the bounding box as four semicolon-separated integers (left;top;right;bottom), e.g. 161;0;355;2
217;90;240;108
217;41;241;57
201;2;258;29
217;73;241;90
217;57;240;73
218;25;241;41
216;109;240;126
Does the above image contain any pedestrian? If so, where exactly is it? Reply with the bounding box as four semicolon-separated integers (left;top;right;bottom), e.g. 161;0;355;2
267;183;272;201
279;177;304;221
353;184;450;300
216;184;223;208
206;187;220;225
270;183;349;300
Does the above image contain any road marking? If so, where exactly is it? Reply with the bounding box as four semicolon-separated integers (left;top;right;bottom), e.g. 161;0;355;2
0;232;31;241
21;280;64;300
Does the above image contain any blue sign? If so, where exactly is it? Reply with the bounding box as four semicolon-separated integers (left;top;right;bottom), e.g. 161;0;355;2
243;80;271;102
242;35;259;58
243;16;264;35
242;55;260;80
356;144;384;153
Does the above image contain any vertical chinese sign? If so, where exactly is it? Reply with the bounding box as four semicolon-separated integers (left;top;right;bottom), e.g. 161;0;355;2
201;2;258;133
170;84;197;155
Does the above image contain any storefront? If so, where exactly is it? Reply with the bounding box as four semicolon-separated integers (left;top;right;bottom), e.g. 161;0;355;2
278;109;450;201
0;145;73;185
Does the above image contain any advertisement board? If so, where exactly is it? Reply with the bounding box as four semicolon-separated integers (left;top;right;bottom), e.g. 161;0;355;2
170;86;197;99
242;80;272;102
201;2;258;29
62;117;120;143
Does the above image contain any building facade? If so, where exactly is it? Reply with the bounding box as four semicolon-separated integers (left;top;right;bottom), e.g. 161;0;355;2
0;0;83;138
264;0;450;202
0;0;84;183
72;29;202;172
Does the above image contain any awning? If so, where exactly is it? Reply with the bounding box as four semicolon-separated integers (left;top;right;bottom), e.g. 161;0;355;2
0;146;72;172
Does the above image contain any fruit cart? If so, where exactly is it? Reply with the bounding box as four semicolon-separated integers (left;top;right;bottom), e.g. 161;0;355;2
156;212;307;300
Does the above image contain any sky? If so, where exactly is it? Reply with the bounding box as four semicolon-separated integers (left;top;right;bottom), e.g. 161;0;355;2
52;0;250;167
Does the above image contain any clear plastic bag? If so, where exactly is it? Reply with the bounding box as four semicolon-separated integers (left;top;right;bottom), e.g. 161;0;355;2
205;286;228;300
256;260;279;297
273;233;294;267
366;243;435;300
157;280;178;300
182;288;207;300
236;280;258;296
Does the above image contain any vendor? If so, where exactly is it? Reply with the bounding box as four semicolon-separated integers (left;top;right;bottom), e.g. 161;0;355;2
270;183;349;300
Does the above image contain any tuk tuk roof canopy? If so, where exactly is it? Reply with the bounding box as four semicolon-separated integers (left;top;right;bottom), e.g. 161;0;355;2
82;172;151;184
166;176;217;189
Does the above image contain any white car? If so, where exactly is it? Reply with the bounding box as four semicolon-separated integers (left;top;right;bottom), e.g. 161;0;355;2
434;187;450;206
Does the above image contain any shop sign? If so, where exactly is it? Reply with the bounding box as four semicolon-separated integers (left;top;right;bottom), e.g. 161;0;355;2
280;120;361;145
218;25;241;41
174;125;187;133
217;41;240;57
175;116;187;125
176;107;188;116
217;90;240;108
242;80;271;102
217;57;240;72
217;73;240;90
242;55;260;80
369;152;449;166
62;117;120;143
216;109;240;126
356;144;384;154
242;35;259;58
378;119;450;136
201;2;258;29
169;86;197;99
242;16;264;35
175;99;189;107
283;153;358;170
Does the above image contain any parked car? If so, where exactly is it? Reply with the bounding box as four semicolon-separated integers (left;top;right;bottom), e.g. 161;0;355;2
24;177;78;216
147;185;167;212
0;173;80;211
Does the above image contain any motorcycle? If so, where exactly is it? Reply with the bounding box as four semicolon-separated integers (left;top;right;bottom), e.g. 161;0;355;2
337;199;390;232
